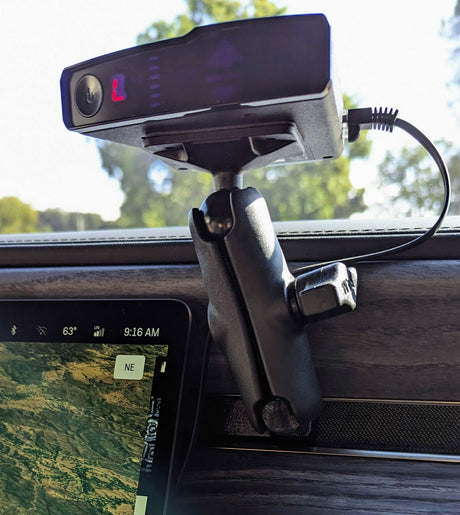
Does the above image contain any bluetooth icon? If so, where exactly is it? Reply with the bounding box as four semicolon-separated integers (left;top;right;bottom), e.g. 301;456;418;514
11;325;17;336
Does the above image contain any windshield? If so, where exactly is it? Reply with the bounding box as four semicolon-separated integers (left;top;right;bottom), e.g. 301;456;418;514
0;0;458;232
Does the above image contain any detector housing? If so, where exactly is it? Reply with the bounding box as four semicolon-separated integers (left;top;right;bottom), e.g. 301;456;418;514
61;14;343;173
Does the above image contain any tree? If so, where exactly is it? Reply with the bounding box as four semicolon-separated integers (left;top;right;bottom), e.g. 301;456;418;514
38;209;117;232
0;197;39;234
96;143;163;228
377;141;460;217
0;197;118;234
443;0;460;118
97;0;370;227
248;94;369;220
136;0;287;44
375;3;460;217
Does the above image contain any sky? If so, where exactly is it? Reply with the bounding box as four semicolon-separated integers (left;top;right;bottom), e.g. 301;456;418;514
0;0;457;220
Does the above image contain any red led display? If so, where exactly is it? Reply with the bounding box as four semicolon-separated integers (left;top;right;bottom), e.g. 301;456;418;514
111;74;126;102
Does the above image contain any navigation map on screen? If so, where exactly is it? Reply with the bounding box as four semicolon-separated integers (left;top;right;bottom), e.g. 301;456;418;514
0;340;167;514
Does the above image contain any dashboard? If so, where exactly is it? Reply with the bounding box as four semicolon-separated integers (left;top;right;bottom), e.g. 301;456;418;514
1;4;459;513
0;216;459;513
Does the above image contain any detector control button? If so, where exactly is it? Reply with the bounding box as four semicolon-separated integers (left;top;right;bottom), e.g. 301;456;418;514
75;74;103;117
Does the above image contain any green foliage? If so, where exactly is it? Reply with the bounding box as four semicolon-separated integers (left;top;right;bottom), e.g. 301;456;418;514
443;1;460;94
136;0;286;44
247;93;370;220
38;209;116;232
378;141;460;216
0;197;116;234
96;142;164;228
96;140;216;227
444;149;460;213
0;196;39;233
249;156;365;221
377;4;460;218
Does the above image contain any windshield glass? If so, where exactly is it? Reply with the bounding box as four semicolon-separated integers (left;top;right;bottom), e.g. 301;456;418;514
0;0;458;232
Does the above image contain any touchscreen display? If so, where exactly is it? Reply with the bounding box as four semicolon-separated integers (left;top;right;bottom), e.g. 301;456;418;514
0;299;191;515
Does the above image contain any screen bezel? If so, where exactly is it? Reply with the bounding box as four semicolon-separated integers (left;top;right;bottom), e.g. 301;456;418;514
0;298;193;515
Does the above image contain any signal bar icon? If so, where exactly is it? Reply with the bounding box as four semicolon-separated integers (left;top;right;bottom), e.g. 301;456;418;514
93;325;105;338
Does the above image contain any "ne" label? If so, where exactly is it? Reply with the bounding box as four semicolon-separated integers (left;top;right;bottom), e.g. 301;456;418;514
114;355;146;380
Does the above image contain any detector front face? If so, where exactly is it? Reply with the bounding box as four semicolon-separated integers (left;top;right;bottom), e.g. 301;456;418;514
61;14;344;167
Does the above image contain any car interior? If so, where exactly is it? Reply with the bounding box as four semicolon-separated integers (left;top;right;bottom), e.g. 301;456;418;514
0;3;459;514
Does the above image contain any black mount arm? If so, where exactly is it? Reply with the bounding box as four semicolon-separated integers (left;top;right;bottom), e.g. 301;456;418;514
187;138;357;434
190;186;323;433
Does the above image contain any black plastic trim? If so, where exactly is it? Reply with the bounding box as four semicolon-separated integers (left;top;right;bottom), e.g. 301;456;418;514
0;217;459;267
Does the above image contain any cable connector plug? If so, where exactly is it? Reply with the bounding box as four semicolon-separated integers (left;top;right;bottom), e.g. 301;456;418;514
292;262;358;322
345;107;399;142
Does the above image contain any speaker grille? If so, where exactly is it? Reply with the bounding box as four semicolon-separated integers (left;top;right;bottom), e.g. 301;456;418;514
314;401;460;454
202;396;460;456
